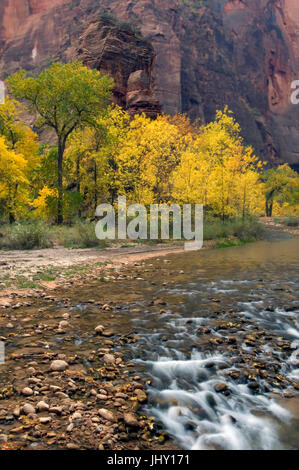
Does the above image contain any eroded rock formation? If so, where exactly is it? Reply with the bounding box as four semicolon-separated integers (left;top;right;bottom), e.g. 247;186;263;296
76;18;160;116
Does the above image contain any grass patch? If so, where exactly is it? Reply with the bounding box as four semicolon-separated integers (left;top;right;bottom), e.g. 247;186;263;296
204;217;264;242
216;239;247;249
0;221;53;250
281;216;299;227
33;273;56;282
15;276;39;289
55;221;109;249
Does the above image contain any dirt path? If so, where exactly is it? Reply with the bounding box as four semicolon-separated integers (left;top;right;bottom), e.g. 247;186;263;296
0;243;185;272
0;242;189;300
260;217;299;238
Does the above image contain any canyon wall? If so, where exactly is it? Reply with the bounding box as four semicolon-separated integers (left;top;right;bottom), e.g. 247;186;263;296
0;0;298;166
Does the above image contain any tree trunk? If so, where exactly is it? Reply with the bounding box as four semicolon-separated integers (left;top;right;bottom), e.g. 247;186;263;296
57;140;64;225
269;200;273;217
9;184;18;224
76;155;81;218
265;197;273;217
94;160;98;213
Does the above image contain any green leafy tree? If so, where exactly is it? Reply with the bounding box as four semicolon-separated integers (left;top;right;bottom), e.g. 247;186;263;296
8;62;114;223
262;164;299;216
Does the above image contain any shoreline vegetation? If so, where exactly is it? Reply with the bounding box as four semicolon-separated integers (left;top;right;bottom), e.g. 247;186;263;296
0;216;265;292
0;217;298;295
0;215;265;251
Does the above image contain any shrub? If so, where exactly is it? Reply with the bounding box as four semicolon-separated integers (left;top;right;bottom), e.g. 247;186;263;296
230;218;265;241
282;216;299;227
203;217;264;241
56;221;108;249
0;221;53;250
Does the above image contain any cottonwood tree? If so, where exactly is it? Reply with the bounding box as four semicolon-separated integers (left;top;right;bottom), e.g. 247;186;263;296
262;164;299;217
8;62;114;223
0;136;28;222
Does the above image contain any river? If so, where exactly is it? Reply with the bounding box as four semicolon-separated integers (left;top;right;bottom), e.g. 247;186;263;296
118;237;299;450
1;237;298;450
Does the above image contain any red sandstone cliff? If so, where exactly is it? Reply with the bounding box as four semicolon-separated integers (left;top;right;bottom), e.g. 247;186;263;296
0;0;298;166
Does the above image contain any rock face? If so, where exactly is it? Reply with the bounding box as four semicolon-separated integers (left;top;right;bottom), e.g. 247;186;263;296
0;2;160;117
76;18;161;116
0;0;298;166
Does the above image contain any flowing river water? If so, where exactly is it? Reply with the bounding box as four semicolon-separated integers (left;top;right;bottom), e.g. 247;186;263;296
1;237;299;450
114;237;299;450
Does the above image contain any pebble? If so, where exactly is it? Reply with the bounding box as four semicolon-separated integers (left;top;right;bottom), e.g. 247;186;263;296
101;330;114;337
49;385;61;392
66;423;74;432
98;408;115;422
214;383;228;393
49;406;63;415
22;404;36;415
66;443;80;450
103;354;116;364
95;325;105;334
13;407;20;417
123;413;139;427
36;401;50;412
22;387;33;396
135;389;147;403
39;417;51;424
71;412;82;421
50;360;68;371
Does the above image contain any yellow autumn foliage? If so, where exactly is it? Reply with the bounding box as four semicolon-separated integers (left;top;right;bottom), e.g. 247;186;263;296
0;136;29;220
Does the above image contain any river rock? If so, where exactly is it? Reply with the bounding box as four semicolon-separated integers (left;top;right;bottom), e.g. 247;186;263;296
95;325;105;334
101;330;114;337
22;387;33;396
49;385;61;392
50;360;68;371
98;408;115;422
36;401;50;412
66;423;74;432
39;417;51;424
13;406;20;417
135;389;147;403
123;413;139;427
49;406;63;415
102;304;112;311
22;404;35;415
66;443;80;450
214;383;228;393
103;354;116;364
